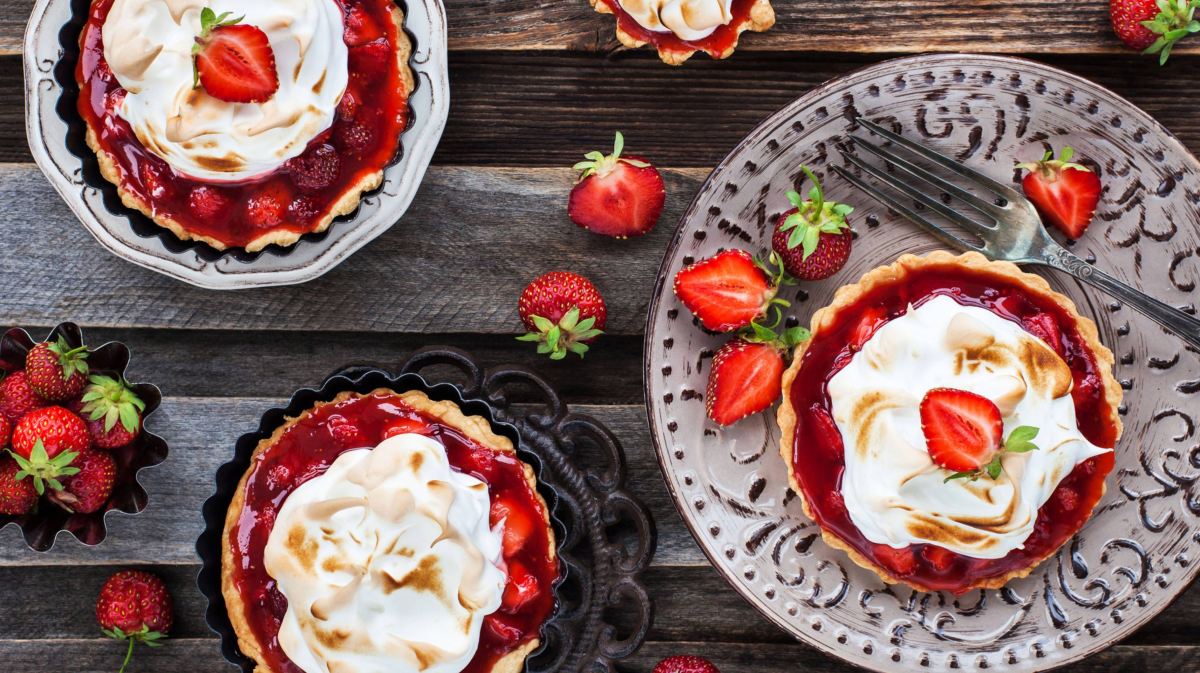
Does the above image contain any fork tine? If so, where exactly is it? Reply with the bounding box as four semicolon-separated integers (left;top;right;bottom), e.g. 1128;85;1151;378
830;165;983;254
856;117;1024;203
849;135;1004;223
840;151;994;237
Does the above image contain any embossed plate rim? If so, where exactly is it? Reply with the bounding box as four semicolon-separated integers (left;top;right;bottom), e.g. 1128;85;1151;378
644;52;1200;673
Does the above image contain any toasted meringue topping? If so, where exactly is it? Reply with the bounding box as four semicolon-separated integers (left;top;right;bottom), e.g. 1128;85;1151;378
829;296;1109;560
102;0;349;181
616;0;734;40
264;434;506;673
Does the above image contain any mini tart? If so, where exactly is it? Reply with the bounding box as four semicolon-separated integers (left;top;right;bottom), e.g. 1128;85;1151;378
222;389;557;673
589;0;774;65
76;0;414;252
777;251;1123;593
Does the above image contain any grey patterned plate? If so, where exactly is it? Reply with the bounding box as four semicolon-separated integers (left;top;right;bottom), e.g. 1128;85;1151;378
645;53;1200;673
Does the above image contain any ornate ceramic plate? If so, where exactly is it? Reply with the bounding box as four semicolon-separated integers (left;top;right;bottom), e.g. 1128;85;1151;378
645;53;1200;672
24;0;449;289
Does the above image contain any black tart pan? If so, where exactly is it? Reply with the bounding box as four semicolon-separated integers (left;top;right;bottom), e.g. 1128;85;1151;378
0;322;166;551
196;346;655;672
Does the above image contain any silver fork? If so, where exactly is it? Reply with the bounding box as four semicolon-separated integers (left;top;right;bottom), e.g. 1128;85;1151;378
831;117;1200;353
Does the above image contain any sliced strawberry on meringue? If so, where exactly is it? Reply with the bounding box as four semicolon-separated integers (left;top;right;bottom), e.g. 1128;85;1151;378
192;9;280;104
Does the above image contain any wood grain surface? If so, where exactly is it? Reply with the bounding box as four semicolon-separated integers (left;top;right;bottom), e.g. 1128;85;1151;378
4;0;1200;671
5;0;1200;56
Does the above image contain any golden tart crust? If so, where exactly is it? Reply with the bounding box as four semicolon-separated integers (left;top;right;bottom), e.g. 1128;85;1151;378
776;251;1123;593
588;0;774;65
222;389;552;673
83;4;414;253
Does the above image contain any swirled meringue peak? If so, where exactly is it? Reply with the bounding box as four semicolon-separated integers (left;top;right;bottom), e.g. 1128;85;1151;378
617;0;734;41
101;0;349;181
264;434;507;673
828;295;1110;560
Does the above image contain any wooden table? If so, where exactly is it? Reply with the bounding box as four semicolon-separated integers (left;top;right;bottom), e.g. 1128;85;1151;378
0;1;1198;671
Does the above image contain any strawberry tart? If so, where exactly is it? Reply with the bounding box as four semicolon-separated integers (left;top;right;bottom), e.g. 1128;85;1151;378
778;252;1122;593
589;0;775;64
222;389;557;673
76;0;413;252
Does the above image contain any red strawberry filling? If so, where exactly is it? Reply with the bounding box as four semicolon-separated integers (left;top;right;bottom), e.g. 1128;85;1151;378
598;0;758;58
228;393;557;673
787;265;1118;592
76;0;409;250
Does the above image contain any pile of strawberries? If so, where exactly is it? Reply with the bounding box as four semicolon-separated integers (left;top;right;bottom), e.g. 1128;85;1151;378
0;335;146;518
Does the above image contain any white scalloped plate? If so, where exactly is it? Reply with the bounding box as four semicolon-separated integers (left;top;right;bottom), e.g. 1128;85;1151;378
24;0;449;289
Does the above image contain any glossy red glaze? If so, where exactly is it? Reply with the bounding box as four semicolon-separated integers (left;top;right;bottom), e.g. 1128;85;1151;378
598;0;757;59
787;265;1119;593
227;393;557;673
76;0;408;249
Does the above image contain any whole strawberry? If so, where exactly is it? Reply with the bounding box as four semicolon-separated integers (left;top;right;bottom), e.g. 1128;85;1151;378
97;570;173;673
0;456;37;516
1111;0;1200;63
10;406;88;495
771;166;854;281
25;336;90;401
12;406;90;460
653;655;720;673
81;376;146;450
517;271;607;359
568;132;666;238
52;450;116;514
0;371;48;422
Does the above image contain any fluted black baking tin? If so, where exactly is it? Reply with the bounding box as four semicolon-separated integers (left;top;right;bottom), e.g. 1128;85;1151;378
196;347;655;673
0;322;166;551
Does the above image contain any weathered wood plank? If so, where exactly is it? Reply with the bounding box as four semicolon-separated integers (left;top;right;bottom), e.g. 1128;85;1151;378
0;400;703;566
29;327;645;404
7;52;1200;167
4;0;1198;57
0;164;703;334
0;639;1194;672
3;564;1197;648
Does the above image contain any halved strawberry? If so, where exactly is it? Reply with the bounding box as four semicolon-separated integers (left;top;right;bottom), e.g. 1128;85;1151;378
342;4;383;46
568;132;665;238
1022;312;1063;356
706;325;808;427
501;560;540;611
193;10;279;104
920;389;1042;482
874;544;917;576
849;306;888;351
919;388;1003;473
806;404;844;460
382;417;433;439
490;495;536;557
1016;146;1101;240
674;250;783;333
922;545;956;572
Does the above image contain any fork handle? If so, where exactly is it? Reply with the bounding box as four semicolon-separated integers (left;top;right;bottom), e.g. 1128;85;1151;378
1041;248;1200;353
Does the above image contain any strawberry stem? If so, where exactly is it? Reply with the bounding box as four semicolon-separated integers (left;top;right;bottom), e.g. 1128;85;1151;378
119;634;135;673
572;132;651;181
